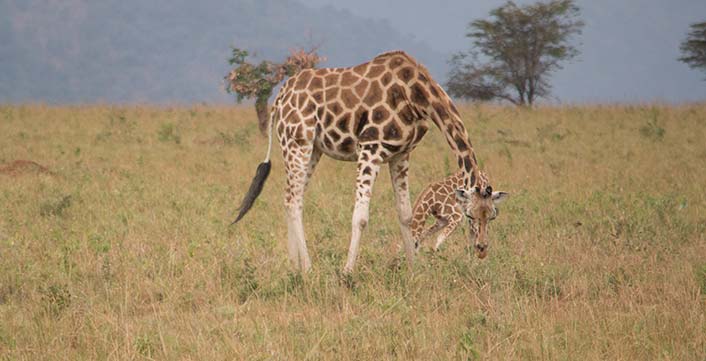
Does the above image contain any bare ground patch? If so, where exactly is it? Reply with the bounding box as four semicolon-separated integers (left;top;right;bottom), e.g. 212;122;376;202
0;160;54;176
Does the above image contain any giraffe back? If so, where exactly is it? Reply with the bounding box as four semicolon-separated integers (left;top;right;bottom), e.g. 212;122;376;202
269;51;473;166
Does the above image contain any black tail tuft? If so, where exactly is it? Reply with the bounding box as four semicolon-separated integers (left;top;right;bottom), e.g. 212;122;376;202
231;161;271;225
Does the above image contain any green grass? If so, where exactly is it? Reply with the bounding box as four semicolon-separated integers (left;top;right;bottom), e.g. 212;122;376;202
0;103;705;360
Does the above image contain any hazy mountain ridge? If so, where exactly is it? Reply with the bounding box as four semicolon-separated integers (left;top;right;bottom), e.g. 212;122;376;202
0;0;443;103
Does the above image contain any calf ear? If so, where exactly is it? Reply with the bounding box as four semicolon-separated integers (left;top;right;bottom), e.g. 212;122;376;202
455;188;471;203
491;191;509;205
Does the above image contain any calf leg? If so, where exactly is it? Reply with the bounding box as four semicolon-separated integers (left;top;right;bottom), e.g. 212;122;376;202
416;217;448;249
433;214;462;251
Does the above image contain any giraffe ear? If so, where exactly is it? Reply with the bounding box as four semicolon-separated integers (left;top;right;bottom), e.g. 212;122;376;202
455;189;471;203
491;191;509;205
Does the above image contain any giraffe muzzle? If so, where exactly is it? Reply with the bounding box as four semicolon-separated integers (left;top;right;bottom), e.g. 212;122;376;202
475;244;488;259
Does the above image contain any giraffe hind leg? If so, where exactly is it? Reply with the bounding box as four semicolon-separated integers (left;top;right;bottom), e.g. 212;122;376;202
433;215;461;251
416;217;448;249
281;127;317;272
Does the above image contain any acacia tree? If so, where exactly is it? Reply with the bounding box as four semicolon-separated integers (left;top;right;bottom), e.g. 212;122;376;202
447;0;583;106
679;21;706;77
225;48;325;135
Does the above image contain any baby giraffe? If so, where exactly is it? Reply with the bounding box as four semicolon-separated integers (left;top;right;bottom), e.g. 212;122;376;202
410;170;508;258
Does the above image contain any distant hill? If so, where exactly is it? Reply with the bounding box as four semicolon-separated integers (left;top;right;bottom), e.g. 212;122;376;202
0;0;443;103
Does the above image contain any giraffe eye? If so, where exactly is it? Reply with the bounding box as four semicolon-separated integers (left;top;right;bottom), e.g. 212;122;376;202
466;214;475;221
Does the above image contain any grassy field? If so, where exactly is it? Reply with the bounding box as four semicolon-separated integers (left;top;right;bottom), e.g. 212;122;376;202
0;103;705;360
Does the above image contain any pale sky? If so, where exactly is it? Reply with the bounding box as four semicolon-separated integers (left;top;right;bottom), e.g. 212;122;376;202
300;0;706;103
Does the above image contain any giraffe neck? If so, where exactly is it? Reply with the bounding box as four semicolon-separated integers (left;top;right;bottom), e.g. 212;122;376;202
426;92;481;189
452;113;481;188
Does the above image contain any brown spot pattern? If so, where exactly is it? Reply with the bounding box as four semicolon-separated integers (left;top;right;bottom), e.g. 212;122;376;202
383;121;402;140
325;87;339;100
336;113;351;133
309;77;323;90
341;72;358;86
380;72;392;86
432;101;448;120
372;106;390;124
386;84;406;109
324;73;340;87
312;91;323;104
302;100;316;116
389;57;404;69
359;127;379;141
296;92;307;107
354;108;369;135
324;113;334;127
340;137;355;153
330;102;343;115
381;142;402;153
354;79;369;98
363;81;382;106
295;71;313;90
341;88;359;108
411;83;430;107
398;104;416;125
353;64;368;76
398;67;415;83
366;65;385;78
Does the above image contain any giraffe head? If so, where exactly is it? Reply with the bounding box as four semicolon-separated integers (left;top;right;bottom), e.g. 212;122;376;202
454;172;508;259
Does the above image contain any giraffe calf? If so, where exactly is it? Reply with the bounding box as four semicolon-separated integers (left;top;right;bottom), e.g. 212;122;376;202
411;170;508;256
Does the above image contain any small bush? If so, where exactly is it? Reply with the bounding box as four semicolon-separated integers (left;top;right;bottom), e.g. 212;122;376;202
217;127;253;147
695;264;706;296
514;267;564;299
88;233;111;254
39;195;72;217
134;334;156;357
458;329;480;360
607;267;633;293
220;258;259;303
639;109;665;140
158;123;181;144
40;284;71;316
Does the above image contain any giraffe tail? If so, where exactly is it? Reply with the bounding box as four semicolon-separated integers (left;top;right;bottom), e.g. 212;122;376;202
231;105;276;225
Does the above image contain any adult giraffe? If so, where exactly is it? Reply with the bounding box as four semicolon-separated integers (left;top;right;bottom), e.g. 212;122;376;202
233;50;504;273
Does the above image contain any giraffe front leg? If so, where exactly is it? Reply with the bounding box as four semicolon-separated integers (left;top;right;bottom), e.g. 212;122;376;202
344;146;381;274
389;153;416;268
433;214;461;251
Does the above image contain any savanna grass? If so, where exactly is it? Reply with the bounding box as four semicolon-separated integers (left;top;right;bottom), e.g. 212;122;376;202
0;103;705;360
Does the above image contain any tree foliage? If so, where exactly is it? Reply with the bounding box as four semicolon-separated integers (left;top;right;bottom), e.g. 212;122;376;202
679;21;706;76
447;0;583;106
225;48;325;135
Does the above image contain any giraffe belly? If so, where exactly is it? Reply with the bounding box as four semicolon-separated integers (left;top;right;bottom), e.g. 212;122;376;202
314;131;358;161
313;122;430;162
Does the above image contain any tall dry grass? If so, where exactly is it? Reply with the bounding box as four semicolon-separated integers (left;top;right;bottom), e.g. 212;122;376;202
0;103;705;360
